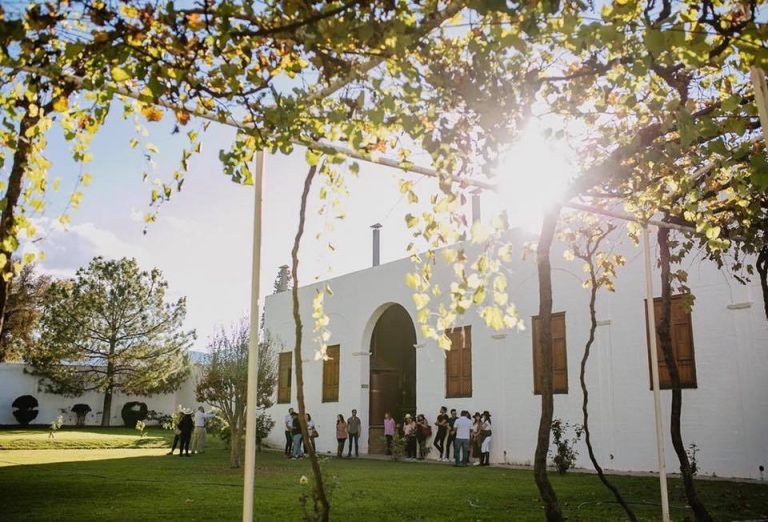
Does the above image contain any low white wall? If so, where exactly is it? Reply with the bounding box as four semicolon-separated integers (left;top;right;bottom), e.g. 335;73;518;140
263;231;768;480
0;364;202;427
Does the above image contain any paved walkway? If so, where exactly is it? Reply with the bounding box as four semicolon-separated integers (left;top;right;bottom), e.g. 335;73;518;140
271;447;766;484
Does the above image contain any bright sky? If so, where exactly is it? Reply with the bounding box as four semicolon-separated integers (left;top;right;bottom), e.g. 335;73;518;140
20;106;575;351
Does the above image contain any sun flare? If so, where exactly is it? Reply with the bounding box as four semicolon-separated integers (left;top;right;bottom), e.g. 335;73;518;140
489;121;577;232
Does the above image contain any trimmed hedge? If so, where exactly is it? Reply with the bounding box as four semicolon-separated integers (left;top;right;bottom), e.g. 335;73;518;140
121;402;148;428
12;395;39;426
71;404;92;426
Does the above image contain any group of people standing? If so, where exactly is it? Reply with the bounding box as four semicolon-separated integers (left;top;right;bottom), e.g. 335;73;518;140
284;408;361;459
403;407;493;466
167;406;215;457
282;406;494;467
283;408;320;459
335;409;362;457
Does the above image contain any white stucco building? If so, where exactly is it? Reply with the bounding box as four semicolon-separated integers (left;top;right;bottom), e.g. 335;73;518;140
0;363;201;427
263;228;768;480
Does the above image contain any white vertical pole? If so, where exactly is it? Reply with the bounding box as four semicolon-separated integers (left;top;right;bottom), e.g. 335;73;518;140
243;151;265;521
750;67;768;151
642;226;671;522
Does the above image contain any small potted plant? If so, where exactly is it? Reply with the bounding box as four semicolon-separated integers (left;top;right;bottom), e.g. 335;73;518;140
49;415;64;439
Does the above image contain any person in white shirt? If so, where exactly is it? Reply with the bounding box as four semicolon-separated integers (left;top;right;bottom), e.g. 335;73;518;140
477;410;493;466
191;406;215;454
284;408;295;456
304;413;318;453
452;410;473;466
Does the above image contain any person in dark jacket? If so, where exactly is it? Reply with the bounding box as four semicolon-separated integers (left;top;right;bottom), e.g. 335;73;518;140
291;412;303;459
416;414;430;460
177;410;194;457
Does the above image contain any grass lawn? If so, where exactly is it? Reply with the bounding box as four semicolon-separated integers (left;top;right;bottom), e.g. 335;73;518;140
0;426;172;449
0;428;766;521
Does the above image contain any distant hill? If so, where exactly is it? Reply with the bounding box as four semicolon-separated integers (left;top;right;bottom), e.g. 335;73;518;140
189;351;210;365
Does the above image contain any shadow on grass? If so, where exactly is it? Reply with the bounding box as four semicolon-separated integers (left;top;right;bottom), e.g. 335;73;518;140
0;449;766;521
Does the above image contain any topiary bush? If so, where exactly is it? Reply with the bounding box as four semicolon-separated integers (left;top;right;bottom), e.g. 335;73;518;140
12;395;39;425
71;404;92;426
121;402;148;428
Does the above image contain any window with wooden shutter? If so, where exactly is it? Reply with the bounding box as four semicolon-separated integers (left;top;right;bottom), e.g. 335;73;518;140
645;295;697;389
532;312;568;394
445;326;472;398
322;345;340;402
277;352;292;404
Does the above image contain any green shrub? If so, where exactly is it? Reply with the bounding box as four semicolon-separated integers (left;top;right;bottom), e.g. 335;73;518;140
387;432;406;461
256;412;275;449
549;418;583;474
146;410;171;427
12;395;39;425
120;402;148;428
206;412;274;450
206;414;230;444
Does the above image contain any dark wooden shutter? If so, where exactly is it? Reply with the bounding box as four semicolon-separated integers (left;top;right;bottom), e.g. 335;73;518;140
532;312;568;395
460;327;473;397
322;345;340;402
646;295;697;389
277;352;292;403
445;326;472;398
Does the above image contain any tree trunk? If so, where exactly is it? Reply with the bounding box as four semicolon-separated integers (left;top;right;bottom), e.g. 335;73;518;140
101;385;113;427
0;104;39;348
578;231;637;521
231;426;242;468
756;246;768;322
534;208;563;522
290;164;330;522
657;227;711;521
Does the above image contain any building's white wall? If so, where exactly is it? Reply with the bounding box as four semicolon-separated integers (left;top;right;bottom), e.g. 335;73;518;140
263;231;768;480
0;364;204;426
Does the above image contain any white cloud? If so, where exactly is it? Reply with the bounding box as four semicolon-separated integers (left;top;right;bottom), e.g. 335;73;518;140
27;218;147;278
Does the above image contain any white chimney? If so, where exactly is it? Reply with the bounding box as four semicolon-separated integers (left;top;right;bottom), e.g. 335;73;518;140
471;190;482;225
371;223;382;267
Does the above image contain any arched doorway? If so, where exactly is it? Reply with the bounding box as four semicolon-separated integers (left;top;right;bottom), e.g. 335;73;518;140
368;304;417;454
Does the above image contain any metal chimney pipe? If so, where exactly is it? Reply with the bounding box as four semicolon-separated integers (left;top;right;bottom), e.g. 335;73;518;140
471;190;481;225
371;223;382;266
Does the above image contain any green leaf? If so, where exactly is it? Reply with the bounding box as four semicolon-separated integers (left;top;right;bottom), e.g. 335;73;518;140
111;67;131;82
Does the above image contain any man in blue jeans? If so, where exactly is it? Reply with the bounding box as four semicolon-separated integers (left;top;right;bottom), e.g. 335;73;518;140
452;410;473;466
347;409;361;457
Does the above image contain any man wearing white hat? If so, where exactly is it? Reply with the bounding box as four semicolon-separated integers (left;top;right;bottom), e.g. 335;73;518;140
178;409;194;457
403;414;417;460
